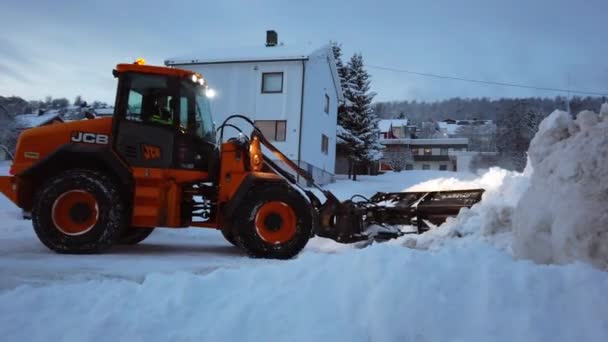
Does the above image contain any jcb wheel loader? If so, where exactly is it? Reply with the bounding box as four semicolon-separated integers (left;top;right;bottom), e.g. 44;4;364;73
0;61;484;259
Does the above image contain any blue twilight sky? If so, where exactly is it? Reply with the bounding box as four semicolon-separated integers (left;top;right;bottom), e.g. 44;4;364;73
1;0;607;104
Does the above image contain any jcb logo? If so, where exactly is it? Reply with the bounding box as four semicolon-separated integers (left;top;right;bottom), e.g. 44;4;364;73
142;145;161;160
71;132;109;145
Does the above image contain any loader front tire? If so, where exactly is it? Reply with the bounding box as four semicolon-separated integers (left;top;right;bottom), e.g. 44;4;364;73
118;227;155;245
231;183;313;259
32;169;127;253
220;227;237;247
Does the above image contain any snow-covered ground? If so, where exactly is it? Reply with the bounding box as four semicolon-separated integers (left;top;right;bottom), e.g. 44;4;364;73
0;165;466;292
1;109;608;341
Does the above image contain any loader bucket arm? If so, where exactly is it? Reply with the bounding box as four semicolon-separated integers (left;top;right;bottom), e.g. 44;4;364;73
217;114;486;244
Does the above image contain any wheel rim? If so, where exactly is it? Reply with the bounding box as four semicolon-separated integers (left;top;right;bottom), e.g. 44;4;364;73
254;201;297;244
51;190;99;236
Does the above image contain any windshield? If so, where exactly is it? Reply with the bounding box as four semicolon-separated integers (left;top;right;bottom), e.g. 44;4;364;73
181;80;215;143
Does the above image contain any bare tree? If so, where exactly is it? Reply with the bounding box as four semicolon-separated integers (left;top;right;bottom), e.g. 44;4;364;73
381;148;413;172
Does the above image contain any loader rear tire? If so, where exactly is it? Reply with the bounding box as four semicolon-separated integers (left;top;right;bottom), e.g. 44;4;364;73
118;227;155;245
231;183;313;259
32;169;127;254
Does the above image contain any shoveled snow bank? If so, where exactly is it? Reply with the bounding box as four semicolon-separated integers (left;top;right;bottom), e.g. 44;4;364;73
513;110;608;269
1;242;607;342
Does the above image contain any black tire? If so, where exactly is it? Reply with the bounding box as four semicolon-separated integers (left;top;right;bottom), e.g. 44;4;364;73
231;183;313;259
32;169;127;253
118;227;155;245
221;227;238;247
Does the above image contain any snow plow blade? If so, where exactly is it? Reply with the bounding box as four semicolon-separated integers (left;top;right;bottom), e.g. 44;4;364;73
317;189;485;243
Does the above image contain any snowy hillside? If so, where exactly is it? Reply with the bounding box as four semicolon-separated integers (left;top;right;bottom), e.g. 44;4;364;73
1;108;608;341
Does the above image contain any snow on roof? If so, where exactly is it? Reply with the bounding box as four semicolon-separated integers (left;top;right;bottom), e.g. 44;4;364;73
15;112;63;129
165;44;324;65
380;138;469;145
437;121;460;135
378;119;409;132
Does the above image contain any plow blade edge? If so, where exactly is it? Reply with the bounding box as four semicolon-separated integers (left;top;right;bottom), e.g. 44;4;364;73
317;189;484;243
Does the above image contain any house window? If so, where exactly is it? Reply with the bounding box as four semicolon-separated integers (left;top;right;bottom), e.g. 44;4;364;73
411;148;419;155
321;134;329;155
324;94;330;114
261;72;283;93
439;164;448;171
422;164;430;170
405;164;413;170
424;148;432;156
254;120;287;141
440;148;448;156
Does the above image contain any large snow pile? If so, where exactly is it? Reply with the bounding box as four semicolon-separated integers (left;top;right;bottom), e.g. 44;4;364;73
513;110;608;269
402;108;608;270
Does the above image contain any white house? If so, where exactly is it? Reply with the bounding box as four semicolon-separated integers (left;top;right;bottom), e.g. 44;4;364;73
165;31;343;185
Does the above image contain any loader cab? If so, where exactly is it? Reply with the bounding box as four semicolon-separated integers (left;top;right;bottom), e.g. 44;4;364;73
112;63;217;172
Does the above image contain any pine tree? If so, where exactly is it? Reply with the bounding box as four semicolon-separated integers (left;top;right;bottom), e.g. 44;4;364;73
332;42;359;179
341;53;383;179
331;42;349;94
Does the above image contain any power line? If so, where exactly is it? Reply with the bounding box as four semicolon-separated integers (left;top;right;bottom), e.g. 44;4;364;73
365;64;608;97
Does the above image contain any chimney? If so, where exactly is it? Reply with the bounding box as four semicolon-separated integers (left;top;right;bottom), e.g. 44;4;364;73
266;30;278;47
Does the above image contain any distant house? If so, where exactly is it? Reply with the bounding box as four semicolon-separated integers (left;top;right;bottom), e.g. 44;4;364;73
165;31;343;185
15;111;64;130
437;118;497;152
378;119;416;139
377;119;469;171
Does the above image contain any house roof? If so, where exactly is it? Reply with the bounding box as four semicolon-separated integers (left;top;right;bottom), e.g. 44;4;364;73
165;44;321;65
165;43;344;103
15;111;63;129
378;119;409;132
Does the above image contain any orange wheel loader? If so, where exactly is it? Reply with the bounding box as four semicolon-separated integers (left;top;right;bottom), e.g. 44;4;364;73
0;61;484;259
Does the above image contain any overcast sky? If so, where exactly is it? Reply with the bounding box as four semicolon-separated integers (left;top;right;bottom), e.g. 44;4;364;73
1;0;607;104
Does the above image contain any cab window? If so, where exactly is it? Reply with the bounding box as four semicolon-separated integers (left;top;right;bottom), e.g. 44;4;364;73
124;73;176;125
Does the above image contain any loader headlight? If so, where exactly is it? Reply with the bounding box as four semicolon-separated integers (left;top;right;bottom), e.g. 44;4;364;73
205;88;216;98
191;74;207;86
